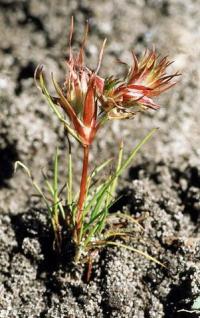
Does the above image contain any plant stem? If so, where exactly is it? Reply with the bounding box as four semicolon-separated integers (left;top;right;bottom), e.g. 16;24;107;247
76;145;90;235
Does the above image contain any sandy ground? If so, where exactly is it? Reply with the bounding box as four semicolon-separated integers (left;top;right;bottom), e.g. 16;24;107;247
0;0;200;317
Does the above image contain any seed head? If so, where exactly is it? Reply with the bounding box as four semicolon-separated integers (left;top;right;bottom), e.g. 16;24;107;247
100;49;180;119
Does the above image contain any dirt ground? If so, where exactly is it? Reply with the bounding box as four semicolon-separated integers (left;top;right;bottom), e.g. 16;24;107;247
0;0;200;317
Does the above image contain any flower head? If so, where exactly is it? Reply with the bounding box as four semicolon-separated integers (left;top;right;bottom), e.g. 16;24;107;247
100;49;180;119
35;19;179;144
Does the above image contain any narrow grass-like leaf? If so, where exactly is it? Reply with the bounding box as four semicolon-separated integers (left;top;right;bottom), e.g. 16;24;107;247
67;150;73;206
96;195;126;237
104;231;136;239
84;222;102;247
95;212;107;235
83;182;108;218
107;213;144;231
106;241;166;268
88;157;113;188
14;161;31;178
53;148;59;223
38;70;82;144
65;135;75;223
84;208;106;233
14;161;52;217
89;184;111;221
108;141;123;205
91;144;124;234
43;173;65;219
39;70;63;120
82;158;113;222
114;128;157;179
83;194;122;235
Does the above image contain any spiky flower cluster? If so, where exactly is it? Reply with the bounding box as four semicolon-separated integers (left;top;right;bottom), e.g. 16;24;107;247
101;50;179;119
36;18;179;147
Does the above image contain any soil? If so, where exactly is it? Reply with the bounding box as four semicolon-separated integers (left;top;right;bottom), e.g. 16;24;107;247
0;0;200;317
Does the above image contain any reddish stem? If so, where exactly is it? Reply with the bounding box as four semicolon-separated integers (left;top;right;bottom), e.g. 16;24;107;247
76;145;89;231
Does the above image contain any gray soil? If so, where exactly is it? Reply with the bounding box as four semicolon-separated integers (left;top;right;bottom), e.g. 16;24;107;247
0;0;200;317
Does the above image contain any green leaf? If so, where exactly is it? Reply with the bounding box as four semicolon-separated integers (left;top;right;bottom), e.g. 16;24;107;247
94;206;108;235
67;148;73;206
107;212;144;231
66;136;75;223
89;180;112;221
84;223;100;246
14;161;52;217
53;148;59;222
114;128;157;179
107;141;123;206
88;157;113;188
42;162;65;221
43;174;65;220
83;182;108;219
106;241;166;268
38;70;82;144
